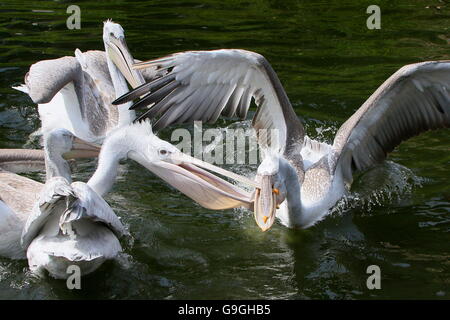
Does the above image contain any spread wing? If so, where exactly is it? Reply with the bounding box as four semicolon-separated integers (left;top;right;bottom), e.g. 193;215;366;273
114;49;304;155
331;61;450;183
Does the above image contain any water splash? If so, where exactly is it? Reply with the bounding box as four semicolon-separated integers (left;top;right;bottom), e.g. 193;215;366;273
115;252;134;270
330;161;426;217
303;119;338;145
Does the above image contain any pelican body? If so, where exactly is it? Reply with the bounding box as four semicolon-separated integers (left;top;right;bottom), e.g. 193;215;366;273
115;49;450;231
0;120;257;277
0;135;127;278
12;20;160;144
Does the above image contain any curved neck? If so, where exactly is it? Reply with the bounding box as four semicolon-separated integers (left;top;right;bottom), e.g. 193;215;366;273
44;149;72;183
87;143;123;196
278;157;303;225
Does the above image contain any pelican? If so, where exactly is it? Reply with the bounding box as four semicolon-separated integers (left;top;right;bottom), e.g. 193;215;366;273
114;49;450;231
0;149;46;260
1;121;256;277
0;132;125;278
12;20;158;144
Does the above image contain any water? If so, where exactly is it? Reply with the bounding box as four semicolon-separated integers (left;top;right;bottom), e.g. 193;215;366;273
0;0;449;299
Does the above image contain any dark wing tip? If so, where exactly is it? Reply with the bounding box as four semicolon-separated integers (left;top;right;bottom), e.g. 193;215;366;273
112;90;136;105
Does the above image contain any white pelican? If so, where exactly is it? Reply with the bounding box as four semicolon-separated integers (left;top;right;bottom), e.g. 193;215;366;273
1;121;256;277
114;49;450;231
0;149;46;260
12;20;158;144
0;133;125;278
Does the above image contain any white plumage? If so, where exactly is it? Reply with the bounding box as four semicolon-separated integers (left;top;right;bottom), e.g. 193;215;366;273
118;49;450;231
23;177;127;279
0;120;257;277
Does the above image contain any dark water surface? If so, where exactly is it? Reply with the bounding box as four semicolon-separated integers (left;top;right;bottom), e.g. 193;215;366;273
0;0;449;299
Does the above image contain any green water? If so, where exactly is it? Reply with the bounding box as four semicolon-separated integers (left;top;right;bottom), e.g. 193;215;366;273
0;0;449;299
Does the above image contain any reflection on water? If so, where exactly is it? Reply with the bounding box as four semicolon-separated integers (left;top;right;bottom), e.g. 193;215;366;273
0;0;449;299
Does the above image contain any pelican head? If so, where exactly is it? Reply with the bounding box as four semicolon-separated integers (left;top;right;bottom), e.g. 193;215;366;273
254;155;287;231
103;19;142;88
44;128;76;157
43;128;100;182
44;128;100;160
98;120;254;209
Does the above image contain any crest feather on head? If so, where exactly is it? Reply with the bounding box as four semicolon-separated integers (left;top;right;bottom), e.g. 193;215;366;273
127;119;153;136
103;19;124;36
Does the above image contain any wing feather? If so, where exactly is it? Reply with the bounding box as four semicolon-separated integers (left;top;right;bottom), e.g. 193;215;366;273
114;49;304;154
332;61;450;183
62;182;128;238
21;177;73;249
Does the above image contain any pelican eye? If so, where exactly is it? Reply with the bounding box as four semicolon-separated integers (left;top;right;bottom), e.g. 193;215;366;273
158;148;169;158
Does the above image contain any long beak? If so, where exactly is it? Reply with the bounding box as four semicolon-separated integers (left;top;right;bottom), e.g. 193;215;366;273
106;36;144;89
172;152;260;189
129;151;258;210
63;138;100;159
254;175;277;231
